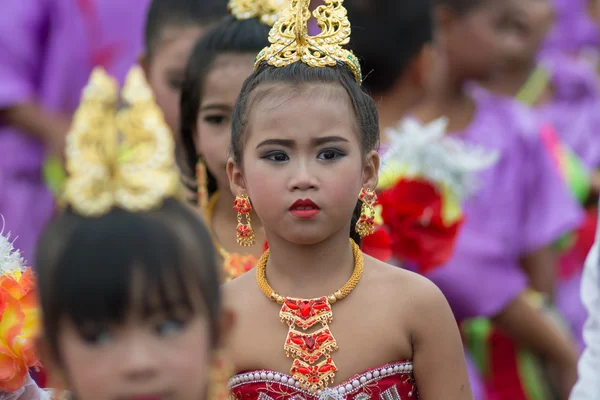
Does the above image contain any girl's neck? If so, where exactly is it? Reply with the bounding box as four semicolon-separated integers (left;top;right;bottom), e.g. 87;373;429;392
376;80;425;137
415;77;476;133
484;59;538;99
263;229;356;299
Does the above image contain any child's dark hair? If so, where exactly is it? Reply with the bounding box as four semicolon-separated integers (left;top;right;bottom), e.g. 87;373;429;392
179;16;271;197
230;62;380;244
344;0;433;94
144;0;228;60
434;0;486;15
36;199;220;362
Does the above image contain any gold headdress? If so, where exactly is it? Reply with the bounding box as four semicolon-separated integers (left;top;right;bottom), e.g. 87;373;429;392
228;0;289;26
63;66;180;217
254;0;362;83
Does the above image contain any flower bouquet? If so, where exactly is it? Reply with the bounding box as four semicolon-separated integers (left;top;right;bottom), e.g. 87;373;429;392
0;225;42;395
362;118;498;273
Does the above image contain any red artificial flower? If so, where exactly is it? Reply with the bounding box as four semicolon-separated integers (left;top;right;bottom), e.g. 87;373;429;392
361;227;392;262
378;179;464;274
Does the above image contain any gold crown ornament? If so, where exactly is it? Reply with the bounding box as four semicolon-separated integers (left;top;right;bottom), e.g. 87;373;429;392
229;0;289;26
63;66;180;217
254;0;362;83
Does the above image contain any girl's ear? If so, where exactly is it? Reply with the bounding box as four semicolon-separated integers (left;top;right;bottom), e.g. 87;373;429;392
362;150;380;191
227;158;248;197
36;336;69;392
216;308;236;349
409;44;436;89
138;53;150;81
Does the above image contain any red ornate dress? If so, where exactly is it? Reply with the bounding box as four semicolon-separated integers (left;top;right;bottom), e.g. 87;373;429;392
229;361;417;400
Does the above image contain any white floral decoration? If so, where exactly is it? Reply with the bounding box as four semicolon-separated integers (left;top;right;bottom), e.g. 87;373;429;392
379;117;499;200
0;216;25;275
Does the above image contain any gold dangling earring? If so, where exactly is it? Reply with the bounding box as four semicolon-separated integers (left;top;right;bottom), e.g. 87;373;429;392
355;188;377;238
233;194;255;246
207;351;234;400
196;158;209;216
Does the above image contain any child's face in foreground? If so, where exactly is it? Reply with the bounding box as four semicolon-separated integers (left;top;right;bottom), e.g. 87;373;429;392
228;85;379;245
196;54;256;191
57;305;212;399
144;26;206;134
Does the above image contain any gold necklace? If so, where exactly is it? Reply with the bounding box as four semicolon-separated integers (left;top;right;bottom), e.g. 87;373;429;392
205;192;258;281
256;239;364;392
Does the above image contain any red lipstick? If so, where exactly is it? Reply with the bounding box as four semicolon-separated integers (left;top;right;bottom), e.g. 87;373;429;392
289;199;320;219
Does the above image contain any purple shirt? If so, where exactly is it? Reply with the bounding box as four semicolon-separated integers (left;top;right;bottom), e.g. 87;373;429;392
544;0;600;56
537;53;600;169
0;0;149;263
427;91;583;321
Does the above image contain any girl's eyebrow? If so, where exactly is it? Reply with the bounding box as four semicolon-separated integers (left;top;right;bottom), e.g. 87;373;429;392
200;104;233;112
256;136;349;149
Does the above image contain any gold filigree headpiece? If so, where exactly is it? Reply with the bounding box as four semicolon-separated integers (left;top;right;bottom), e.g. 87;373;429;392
229;0;289;26
63;66;180;217
254;0;362;83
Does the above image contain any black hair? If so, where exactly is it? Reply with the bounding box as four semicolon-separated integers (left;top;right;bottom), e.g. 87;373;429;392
344;0;433;94
144;0;229;59
36;198;220;362
230;62;380;244
179;16;271;198
434;0;487;15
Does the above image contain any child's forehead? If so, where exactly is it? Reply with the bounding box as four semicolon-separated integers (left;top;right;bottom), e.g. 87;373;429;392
245;85;358;142
251;83;350;112
153;25;206;54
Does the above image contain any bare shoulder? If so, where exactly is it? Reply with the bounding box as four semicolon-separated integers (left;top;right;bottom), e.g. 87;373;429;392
223;268;262;310
363;255;452;322
365;255;445;301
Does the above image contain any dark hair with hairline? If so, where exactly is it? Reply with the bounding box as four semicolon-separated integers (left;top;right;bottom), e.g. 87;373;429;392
179;16;271;198
36;198;221;362
144;0;228;60
434;0;486;15
344;0;433;94
230;62;380;244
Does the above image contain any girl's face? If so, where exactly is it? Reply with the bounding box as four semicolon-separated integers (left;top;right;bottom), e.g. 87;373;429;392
228;85;379;245
439;1;522;81
143;26;206;134
56;294;213;400
196;54;256;191
502;0;554;64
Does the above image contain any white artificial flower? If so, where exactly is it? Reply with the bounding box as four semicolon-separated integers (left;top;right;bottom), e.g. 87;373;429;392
0;216;25;275
380;117;498;200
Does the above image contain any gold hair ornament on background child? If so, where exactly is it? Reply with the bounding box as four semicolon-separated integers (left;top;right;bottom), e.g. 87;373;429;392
63;67;181;217
228;0;289;26
254;0;362;83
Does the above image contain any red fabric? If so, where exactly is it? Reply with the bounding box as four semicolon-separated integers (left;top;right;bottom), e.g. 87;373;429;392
30;368;47;388
230;362;416;400
559;207;597;280
361;228;392;261
486;331;529;400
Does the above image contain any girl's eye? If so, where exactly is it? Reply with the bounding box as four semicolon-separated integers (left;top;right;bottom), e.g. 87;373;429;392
204;115;227;125
318;149;345;161
155;318;187;337
167;78;183;91
263;151;289;163
80;326;114;346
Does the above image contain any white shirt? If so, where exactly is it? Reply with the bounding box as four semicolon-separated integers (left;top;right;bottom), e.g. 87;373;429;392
570;233;600;399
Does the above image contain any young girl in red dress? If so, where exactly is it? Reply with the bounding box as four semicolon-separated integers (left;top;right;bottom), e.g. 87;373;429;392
222;0;473;399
